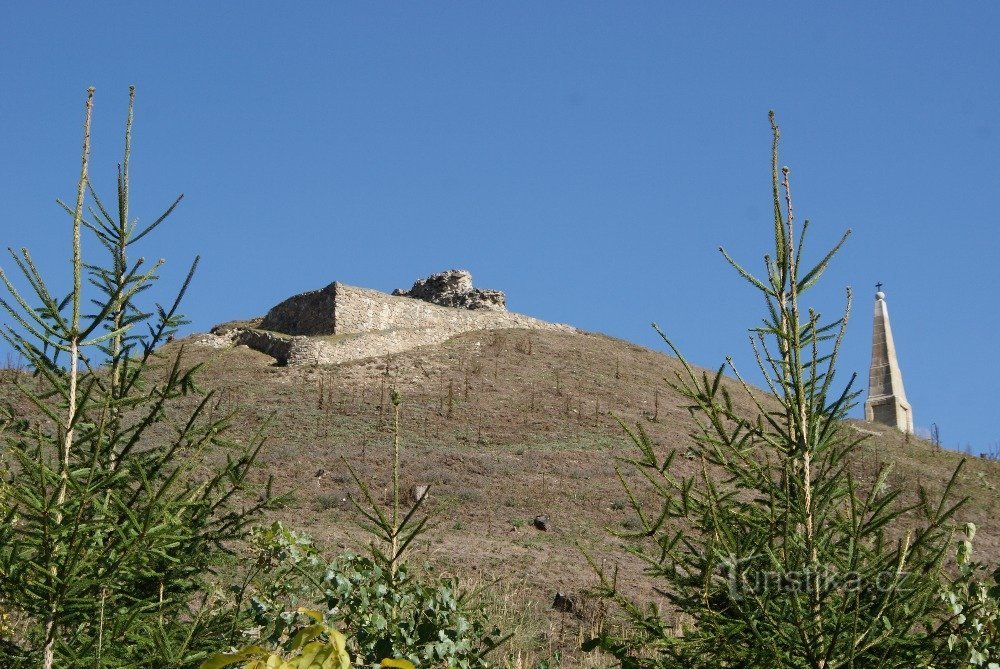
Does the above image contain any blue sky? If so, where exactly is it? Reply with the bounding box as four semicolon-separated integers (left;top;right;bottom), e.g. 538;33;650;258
1;3;997;453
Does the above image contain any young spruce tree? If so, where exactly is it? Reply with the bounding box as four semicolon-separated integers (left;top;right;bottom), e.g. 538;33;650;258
587;113;966;668
0;88;272;668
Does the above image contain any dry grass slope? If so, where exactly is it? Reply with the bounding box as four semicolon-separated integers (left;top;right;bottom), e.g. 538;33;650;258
4;327;996;664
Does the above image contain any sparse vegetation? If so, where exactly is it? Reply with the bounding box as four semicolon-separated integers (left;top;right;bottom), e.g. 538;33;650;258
1;92;997;667
205;393;507;668
152;321;998;665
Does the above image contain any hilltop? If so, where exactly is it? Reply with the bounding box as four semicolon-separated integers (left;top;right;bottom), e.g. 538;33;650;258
146;271;1000;664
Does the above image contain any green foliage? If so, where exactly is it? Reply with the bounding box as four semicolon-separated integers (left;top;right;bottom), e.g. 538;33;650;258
322;553;502;667
587;113;968;668
212;521;505;668
0;88;272;667
936;523;1000;667
238;522;328;645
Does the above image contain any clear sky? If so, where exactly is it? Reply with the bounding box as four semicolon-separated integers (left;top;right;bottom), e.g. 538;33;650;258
1;3;997;453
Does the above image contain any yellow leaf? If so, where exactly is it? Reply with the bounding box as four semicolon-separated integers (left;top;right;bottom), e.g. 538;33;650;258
380;660;416;669
288;624;327;652
298;607;325;623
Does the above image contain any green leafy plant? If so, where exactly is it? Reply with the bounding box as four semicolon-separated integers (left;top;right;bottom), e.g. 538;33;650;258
321;552;503;667
0;88;272;668
586;112;967;668
211;522;499;668
936;523;1000;667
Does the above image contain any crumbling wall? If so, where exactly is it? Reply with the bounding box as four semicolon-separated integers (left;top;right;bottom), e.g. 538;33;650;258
232;329;294;364
282;328;453;365
333;284;554;335
215;279;573;366
392;269;506;311
259;283;337;336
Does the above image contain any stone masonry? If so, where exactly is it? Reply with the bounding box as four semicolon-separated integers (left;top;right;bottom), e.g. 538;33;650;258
258;283;336;336
392;269;507;311
864;290;914;433
215;271;572;366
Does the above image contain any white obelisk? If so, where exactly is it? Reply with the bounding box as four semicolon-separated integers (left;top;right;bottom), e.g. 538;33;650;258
864;287;914;433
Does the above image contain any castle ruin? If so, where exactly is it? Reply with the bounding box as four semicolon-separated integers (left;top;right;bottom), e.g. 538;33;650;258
210;270;572;365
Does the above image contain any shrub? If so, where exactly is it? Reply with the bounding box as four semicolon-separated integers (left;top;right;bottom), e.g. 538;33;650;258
325;553;502;667
936;523;1000;667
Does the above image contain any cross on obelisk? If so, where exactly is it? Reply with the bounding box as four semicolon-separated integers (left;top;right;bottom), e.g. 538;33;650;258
875;281;883;293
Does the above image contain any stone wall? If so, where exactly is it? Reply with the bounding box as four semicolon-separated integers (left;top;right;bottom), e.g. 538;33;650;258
259;283;337;336
333;284;560;335
214;280;573;366
281;328;451;365
233;329;294;364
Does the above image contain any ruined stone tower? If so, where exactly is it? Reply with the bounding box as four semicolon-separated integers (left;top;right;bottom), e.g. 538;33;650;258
864;289;913;433
210;270;572;366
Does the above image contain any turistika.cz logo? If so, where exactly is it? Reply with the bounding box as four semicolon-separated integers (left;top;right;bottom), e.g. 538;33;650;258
717;553;913;601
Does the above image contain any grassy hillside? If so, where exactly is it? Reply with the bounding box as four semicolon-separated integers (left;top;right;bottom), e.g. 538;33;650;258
97;325;997;665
